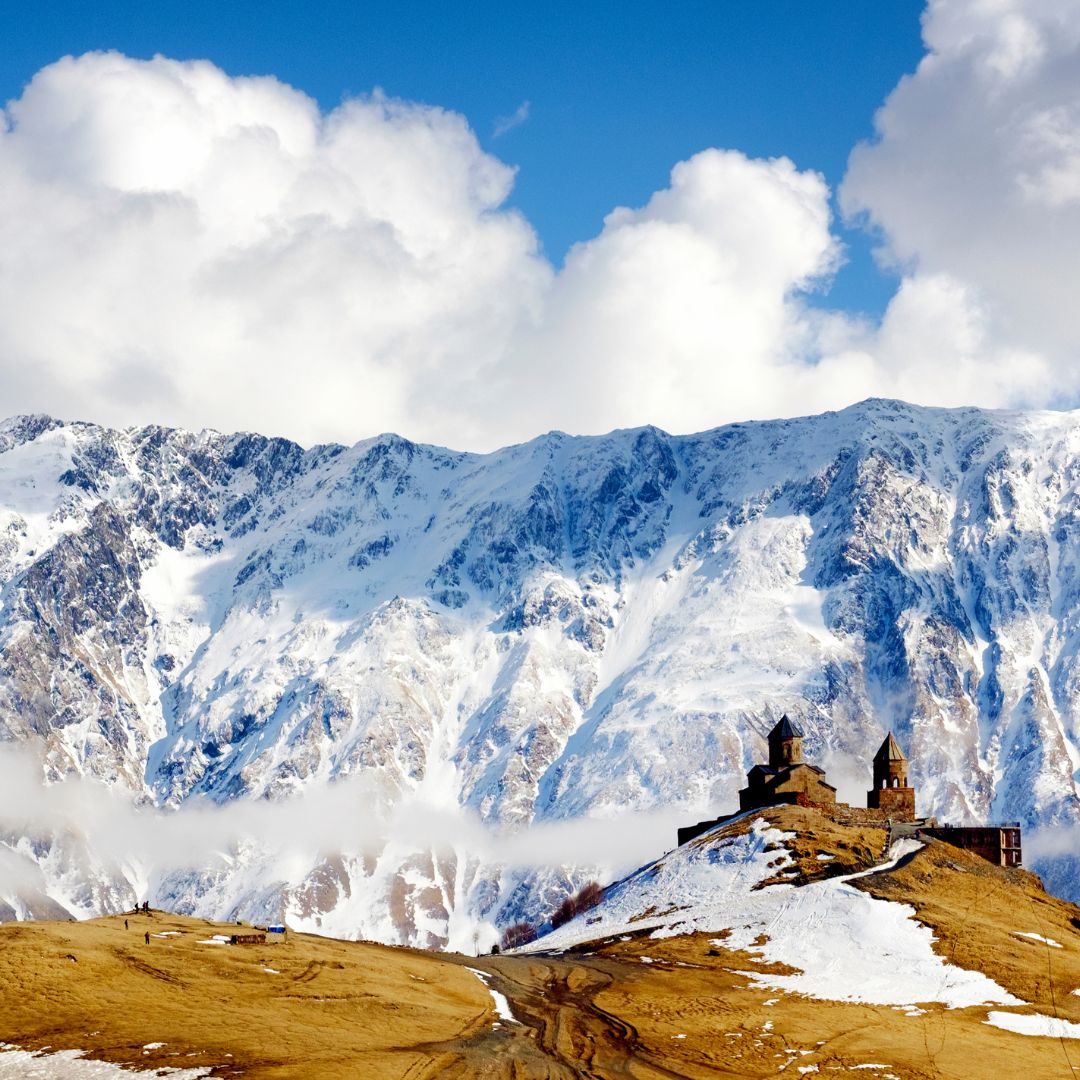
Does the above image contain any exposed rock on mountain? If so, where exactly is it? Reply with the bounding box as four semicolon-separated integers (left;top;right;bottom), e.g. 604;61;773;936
0;399;1078;940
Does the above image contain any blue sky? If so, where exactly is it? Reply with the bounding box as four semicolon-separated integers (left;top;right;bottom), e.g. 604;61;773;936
3;0;924;316
1;0;1075;449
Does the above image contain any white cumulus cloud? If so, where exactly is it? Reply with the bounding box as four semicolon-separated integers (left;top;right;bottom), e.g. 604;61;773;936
487;148;844;440
842;0;1080;407
3;17;1080;450
0;52;549;448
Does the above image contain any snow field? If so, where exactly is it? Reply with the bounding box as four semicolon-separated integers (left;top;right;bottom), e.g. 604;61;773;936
520;822;1020;1009
984;1011;1080;1038
1013;931;1063;948
465;968;518;1024
0;1043;211;1078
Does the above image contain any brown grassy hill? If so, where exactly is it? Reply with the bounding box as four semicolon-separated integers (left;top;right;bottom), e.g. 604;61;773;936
521;805;1080;1079
853;823;1080;1019
4;807;1080;1078
0;911;492;1078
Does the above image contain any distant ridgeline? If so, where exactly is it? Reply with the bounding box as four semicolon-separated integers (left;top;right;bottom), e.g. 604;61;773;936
678;716;1023;868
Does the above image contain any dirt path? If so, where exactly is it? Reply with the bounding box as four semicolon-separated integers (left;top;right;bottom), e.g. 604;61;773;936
425;952;707;1079
429;924;1080;1080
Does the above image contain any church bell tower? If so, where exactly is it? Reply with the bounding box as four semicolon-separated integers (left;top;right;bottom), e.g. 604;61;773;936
866;732;916;820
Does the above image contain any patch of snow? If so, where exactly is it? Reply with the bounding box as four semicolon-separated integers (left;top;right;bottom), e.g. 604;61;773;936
465;968;518;1024
142;1042;165;1049
522;826;1021;1010
984;1011;1080;1038
815;854;835;862
0;1043;211;1077
263;967;279;974
1013;932;1063;948
196;935;231;945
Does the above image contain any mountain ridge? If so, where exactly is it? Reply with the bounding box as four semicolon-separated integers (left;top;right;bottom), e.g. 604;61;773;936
9;394;1080;456
0;398;1078;945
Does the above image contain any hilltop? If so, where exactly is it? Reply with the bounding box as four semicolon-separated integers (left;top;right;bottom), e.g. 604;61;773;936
4;806;1080;1078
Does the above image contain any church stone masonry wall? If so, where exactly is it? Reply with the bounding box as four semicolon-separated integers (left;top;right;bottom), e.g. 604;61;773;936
866;785;916;820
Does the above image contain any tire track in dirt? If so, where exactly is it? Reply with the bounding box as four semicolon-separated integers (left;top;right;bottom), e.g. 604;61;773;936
432;953;699;1079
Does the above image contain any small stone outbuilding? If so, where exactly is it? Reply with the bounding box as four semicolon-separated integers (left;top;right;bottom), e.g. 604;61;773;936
922;824;1022;867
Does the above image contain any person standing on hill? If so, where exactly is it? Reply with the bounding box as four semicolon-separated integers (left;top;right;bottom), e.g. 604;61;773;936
144;931;150;945
124;918;128;930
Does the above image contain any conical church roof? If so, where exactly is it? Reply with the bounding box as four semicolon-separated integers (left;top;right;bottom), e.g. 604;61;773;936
769;714;804;740
874;732;907;762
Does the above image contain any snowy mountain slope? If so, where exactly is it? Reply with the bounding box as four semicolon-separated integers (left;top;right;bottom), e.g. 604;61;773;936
1;399;1080;942
517;813;1020;1010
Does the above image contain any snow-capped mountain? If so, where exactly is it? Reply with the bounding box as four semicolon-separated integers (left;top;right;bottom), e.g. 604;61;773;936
1;399;1079;943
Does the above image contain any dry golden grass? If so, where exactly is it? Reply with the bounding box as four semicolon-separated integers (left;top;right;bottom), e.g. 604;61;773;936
579;930;1080;1079
0;911;491;1078
853;828;1080;1021
753;804;891;886
5;807;1080;1078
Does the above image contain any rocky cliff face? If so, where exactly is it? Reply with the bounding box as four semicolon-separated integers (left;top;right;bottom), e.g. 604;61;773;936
0;400;1078;943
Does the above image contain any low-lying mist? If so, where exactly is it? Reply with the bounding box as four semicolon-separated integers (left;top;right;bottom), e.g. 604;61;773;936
0;745;692;905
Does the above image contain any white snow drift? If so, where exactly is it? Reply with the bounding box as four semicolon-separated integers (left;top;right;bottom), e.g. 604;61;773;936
520;819;1020;1011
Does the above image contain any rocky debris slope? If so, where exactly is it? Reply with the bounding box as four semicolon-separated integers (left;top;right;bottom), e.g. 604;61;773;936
0;399;1079;942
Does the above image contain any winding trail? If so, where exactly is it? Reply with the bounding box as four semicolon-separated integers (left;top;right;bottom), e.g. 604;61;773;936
407;953;709;1079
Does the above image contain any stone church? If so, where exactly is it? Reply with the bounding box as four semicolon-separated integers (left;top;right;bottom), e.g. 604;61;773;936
737;715;837;812
679;715;919;846
679;717;1023;867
